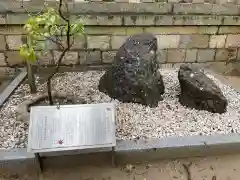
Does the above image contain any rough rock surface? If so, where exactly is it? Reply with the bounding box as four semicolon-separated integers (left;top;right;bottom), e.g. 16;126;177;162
178;64;228;114
99;33;165;107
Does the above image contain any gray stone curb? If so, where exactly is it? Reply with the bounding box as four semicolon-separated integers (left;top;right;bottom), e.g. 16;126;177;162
1;68;240;171
0;148;36;172
1;134;240;170
0;69;27;108
116;134;240;163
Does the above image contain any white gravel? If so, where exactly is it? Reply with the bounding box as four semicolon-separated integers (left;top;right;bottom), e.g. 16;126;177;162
1;68;240;149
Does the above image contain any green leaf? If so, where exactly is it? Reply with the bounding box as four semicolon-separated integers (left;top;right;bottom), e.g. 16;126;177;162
43;32;50;37
70;23;84;36
49;16;56;24
28;48;37;62
19;45;29;60
21;5;85;65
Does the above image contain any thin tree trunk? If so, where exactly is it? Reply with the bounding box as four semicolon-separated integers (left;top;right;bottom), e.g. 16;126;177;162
47;48;69;105
27;61;36;93
47;78;53;105
47;0;71;105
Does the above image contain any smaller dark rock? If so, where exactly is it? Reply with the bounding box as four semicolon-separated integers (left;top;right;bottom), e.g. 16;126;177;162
178;64;228;114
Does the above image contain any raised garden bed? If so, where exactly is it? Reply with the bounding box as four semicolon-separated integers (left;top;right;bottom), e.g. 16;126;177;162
1;68;240;149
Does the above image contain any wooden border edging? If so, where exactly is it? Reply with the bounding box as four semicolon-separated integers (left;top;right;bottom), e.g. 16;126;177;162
1;134;240;170
0;69;27;108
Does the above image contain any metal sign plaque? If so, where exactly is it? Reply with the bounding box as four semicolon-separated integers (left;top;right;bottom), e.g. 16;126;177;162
27;103;116;153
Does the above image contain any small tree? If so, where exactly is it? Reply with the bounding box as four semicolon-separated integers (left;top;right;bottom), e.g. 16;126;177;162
19;0;84;105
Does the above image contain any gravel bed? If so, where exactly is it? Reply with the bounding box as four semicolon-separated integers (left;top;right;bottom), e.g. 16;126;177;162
1;68;240;149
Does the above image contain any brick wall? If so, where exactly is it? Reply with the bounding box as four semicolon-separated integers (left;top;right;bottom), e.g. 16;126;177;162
1;0;240;75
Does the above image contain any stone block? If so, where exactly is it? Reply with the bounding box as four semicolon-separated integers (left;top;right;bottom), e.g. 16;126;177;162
223;16;240;25
218;26;240;34
173;63;185;68
217;0;236;4
45;36;61;50
185;49;197;62
167;49;185;63
173;4;212;14
192;0;205;3
225;35;240;48
6;14;28;25
145;26;218;35
6;35;22;50
183;0;193;2
0;53;5;66
179;35;209;48
4;0;47;13
72;36;86;50
102;51;116;64
0;26;25;35
141;0;155;2
111;36;128;49
72;2;171;14
157;50;167;63
85;27;125;35
173;15;222;25
157;35;180;49
129;0;141;3
101;15;121;26
62;36;86;50
215;49;229;61
36;51;53;66
115;0;130;2
197;49;215;62
160;63;173;68
54;51;79;65
155;15;173;25
5;51;25;66
0;35;6;50
168;0;182;2
146;27;186;34
228;48;238;61
0;15;5;24
211;4;240;15
0;67;16;78
75;15;122;26
209;35;226;48
79;51;101;65
237;48;240;61
174;4;239;15
124;16;155;26
215;48;237;62
197;26;218;34
126;27;144;36
87;36;110;50
139;3;172;14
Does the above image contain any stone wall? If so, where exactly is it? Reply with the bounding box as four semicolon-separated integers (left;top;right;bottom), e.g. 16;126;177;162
1;0;240;76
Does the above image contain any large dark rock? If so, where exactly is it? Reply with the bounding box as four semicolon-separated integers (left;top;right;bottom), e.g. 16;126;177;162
99;33;165;107
178;64;228;114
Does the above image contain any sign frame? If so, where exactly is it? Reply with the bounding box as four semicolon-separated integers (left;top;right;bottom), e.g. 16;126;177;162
27;103;116;153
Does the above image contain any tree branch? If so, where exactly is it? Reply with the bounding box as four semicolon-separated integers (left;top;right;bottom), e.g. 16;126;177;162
17;0;46;16
47;0;71;105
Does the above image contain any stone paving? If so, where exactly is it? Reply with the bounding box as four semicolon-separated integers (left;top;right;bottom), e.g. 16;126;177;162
2;153;240;180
